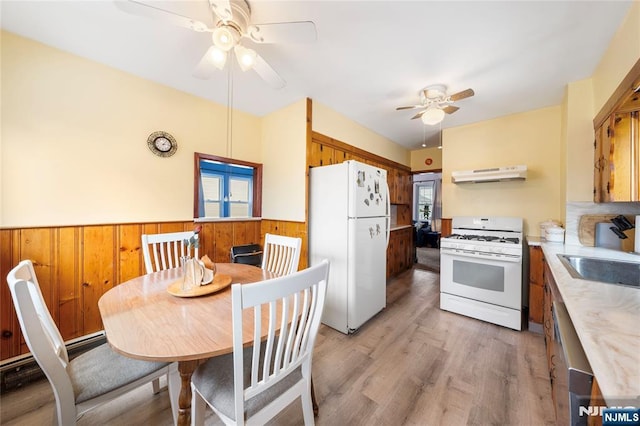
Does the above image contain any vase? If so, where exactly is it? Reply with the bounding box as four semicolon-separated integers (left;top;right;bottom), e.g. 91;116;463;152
181;256;205;292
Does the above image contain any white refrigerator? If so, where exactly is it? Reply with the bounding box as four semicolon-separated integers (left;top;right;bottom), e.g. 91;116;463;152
309;160;390;334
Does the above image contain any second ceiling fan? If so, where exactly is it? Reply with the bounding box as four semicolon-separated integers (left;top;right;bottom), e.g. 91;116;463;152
115;0;317;89
396;85;475;125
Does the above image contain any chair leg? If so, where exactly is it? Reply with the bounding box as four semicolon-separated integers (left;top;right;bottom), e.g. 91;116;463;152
191;386;207;426
311;377;318;416
168;364;180;425
152;378;161;394
301;384;315;426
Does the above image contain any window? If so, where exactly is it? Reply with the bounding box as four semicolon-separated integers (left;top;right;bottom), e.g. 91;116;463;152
414;181;435;221
194;153;262;219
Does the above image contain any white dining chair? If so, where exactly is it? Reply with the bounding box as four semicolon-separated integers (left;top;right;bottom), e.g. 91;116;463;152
142;231;199;274
190;259;329;426
261;233;302;276
141;230;198;396
6;260;178;426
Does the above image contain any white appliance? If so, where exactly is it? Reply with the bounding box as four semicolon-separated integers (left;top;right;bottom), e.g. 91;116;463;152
451;165;527;183
440;216;525;330
309;160;390;334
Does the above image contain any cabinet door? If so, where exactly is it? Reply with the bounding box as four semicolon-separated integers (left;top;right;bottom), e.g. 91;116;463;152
528;246;544;327
386;168;395;203
610;111;639;201
334;148;347;164
309;142;335;167
386;231;398;278
594;116;614;202
594;111;640;202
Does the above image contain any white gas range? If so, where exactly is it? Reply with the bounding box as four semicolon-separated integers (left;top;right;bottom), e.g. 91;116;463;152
440;216;525;330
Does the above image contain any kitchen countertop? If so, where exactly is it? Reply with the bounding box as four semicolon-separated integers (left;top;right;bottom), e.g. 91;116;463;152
390;224;413;232
541;243;640;403
526;236;543;246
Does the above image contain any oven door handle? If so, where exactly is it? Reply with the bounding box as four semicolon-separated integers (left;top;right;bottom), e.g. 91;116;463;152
441;248;522;262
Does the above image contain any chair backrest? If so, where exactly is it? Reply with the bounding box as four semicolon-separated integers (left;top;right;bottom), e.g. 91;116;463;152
6;260;74;403
230;243;263;267
261;233;302;276
230;260;329;422
142;231;198;274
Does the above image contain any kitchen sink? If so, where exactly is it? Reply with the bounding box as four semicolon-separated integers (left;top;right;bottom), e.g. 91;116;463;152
557;254;640;288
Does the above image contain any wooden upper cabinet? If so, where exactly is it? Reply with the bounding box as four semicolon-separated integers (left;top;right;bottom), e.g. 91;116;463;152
309;142;351;167
593;59;640;203
388;168;398;203
594;112;639;202
308;133;412;207
309;142;335;167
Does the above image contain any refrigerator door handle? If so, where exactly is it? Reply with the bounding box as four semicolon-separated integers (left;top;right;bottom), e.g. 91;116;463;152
385;180;391;247
386;216;390;248
385;180;390;217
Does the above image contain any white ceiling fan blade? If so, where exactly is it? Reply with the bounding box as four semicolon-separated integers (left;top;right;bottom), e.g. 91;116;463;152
208;0;233;22
411;110;426;120
193;46;225;79
248;21;317;44
252;53;286;89
115;0;210;32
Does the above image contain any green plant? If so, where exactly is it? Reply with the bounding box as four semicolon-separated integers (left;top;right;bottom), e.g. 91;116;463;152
184;226;201;249
422;204;431;220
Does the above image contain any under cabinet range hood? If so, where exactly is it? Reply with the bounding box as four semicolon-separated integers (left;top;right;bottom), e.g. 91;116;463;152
452;165;527;184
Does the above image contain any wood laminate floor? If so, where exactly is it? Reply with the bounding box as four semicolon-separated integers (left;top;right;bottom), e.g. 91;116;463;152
0;268;555;426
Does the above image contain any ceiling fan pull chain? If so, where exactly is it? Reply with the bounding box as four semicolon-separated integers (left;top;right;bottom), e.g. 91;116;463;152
226;62;234;158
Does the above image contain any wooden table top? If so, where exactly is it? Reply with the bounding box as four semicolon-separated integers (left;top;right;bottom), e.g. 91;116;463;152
98;263;275;362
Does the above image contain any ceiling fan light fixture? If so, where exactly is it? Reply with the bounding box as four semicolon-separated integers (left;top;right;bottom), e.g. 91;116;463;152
212;26;239;51
209;46;227;69
421;107;445;125
235;45;257;71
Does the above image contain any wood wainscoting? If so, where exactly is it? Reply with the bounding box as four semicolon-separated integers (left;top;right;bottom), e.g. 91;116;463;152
0;219;305;362
260;219;308;270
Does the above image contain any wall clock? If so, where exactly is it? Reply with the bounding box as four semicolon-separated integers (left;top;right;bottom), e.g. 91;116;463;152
147;131;178;157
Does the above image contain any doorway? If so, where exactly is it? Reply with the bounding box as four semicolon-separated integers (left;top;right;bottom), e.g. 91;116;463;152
413;172;442;272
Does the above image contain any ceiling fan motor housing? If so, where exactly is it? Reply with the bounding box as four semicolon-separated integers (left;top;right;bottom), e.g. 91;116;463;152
214;0;251;33
421;84;450;106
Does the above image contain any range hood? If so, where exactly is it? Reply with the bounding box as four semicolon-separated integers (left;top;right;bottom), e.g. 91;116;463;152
452;165;527;184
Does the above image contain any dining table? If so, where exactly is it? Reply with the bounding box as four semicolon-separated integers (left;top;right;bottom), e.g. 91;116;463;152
98;262;275;426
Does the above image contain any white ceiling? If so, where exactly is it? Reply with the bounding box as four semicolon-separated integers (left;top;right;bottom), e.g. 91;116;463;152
1;0;633;149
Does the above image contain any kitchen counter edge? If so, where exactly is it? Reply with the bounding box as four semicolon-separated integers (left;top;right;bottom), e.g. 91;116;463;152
541;243;640;403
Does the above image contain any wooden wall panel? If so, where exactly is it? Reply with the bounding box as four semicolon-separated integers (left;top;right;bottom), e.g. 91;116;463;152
57;227;81;340
118;224;145;282
81;226;116;334
0;219;258;362
0;229;20;359
260;220;308;270
212;223;234;263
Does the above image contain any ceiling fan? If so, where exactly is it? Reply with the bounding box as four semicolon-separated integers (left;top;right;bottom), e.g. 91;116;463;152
396;85;475;125
114;0;317;89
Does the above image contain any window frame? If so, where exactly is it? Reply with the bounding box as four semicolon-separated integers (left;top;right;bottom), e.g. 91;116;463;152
193;152;262;219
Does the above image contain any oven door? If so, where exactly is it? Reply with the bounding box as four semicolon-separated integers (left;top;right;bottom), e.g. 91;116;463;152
440;248;522;309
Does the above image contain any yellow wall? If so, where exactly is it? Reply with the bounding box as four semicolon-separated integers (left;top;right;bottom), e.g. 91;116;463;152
563;79;595;203
261;99;307;222
312;101;410;166
592;1;640;113
410;147;443;172
442;106;563;236
1;31;262;227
